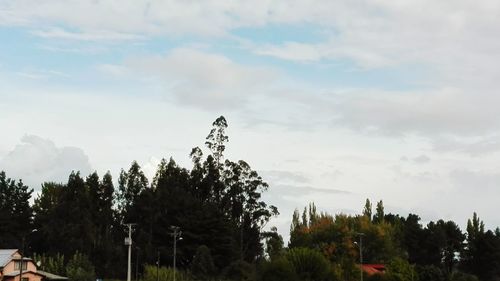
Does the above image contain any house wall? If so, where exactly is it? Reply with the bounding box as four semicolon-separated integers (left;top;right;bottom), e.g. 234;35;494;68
3;259;37;274
3;272;43;281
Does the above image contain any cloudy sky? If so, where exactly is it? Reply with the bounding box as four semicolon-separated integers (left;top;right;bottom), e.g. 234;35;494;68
1;0;500;240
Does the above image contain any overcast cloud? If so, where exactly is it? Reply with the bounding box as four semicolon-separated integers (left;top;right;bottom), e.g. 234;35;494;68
0;135;92;189
2;0;500;238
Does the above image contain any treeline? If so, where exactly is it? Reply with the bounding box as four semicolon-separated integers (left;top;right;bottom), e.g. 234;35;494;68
266;201;500;281
2;116;500;281
0;116;278;280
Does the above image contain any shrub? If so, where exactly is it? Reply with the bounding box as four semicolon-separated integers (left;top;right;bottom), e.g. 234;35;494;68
66;252;96;281
450;271;480;281
221;260;255;281
258;258;298;281
142;265;191;281
415;265;445;281
190;245;216;279
286;248;333;281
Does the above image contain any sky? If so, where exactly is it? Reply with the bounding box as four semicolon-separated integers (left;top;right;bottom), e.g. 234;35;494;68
2;0;500;241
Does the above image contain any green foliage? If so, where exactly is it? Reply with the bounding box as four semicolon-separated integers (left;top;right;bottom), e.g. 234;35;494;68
290;203;401;265
66;252;96;281
33;253;65;276
363;199;372;221
263;226;284;260
258;258;298;281
450;271;480;281
32;172;120;277
425;220;465;275
5;116;500;281
373;200;384;224
386;258;415;281
205;115;229;165
26;115;278;278
285;248;334;281
143;265;191;281
222;260;255;281
460;213;500;281
366;273;386;281
32;173;95;256
0;171;33;247
415;265;445;281
190;245;216;279
117;161;149;221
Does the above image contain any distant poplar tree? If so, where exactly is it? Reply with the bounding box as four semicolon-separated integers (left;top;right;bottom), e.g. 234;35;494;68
363;199;372;221
373;200;384;223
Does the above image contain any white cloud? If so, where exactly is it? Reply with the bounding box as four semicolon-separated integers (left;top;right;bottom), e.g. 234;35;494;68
260;170;310;184
316;87;500;138
432;135;500;156
248;1;500;74
3;0;500;142
32;28;142;41
0;0;253;37
37;44;107;54
4;0;500;235
450;169;500;192
0;135;92;189
106;48;279;111
141;156;162;182
413;155;430;164
255;42;326;63
15;68;70;80
254;40;393;68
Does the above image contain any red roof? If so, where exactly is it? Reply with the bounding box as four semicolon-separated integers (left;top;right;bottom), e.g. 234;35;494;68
360;264;386;275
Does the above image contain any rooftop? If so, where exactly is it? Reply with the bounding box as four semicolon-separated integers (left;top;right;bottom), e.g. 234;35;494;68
0;249;18;267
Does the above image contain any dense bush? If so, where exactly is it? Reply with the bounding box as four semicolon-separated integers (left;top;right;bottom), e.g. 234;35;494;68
190;245;216;280
65;252;96;281
142;265;191;281
286;247;336;281
450;271;480;281
221;260;255;281
258;258;298;281
416;265;445;281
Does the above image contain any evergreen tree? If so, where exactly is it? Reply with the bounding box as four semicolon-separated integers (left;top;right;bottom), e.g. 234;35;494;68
33;253;65;276
117;161;149;223
32;182;65;254
32;173;95;258
86;172;116;277
363;199;372;221
0;171;33;248
402;214;426;264
191;245;216;279
263;226;284;260
461;213;500;280
373;200;384;224
66;252;96;281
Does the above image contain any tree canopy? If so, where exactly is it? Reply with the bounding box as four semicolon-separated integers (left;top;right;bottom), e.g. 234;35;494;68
1;116;500;281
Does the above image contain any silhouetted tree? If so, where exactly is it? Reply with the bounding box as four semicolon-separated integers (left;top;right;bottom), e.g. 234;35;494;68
0;171;33;248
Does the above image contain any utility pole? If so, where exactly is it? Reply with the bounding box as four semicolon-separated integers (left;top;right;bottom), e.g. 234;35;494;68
240;216;244;262
19;238;25;281
135;246;140;281
125;224;136;281
156;250;160;281
356;232;365;281
170;226;182;281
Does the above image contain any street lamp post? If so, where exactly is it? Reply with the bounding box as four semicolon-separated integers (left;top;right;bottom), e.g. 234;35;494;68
125;223;136;281
170;226;182;281
356;232;365;281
